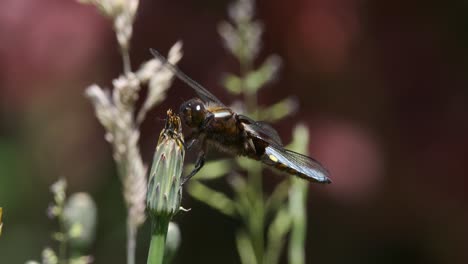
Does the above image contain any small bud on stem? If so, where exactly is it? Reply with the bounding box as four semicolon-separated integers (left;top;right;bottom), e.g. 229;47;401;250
146;109;185;264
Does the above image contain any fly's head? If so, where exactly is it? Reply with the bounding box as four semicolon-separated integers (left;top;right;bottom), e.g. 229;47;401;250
179;98;207;129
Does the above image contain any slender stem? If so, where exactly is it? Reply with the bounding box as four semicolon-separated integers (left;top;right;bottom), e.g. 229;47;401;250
288;179;308;264
116;161;138;264
240;54;265;263
147;218;170;264
248;164;264;264
58;210;67;264
119;40;137;264
247;92;258;119
127;221;137;264
240;55;257;119
121;46;132;74
58;238;67;264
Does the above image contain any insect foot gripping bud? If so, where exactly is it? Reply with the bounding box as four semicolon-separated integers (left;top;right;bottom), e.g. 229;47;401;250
146;109;185;264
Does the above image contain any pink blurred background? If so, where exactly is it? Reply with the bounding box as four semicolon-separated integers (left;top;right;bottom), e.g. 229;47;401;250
1;0;467;263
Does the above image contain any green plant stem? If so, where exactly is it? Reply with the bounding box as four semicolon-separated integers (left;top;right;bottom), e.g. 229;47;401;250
248;165;264;264
240;56;265;263
147;218;170;264
241;56;257;118
58;217;67;264
58;239;67;264
288;179;308;264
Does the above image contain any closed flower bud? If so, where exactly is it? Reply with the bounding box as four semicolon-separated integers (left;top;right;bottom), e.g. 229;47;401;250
147;109;185;219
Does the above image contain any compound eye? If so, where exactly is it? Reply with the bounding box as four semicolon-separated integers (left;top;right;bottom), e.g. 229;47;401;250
194;104;202;112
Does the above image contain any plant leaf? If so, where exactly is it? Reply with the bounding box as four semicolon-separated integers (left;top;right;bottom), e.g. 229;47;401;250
236;231;258;264
223;73;243;95
258;97;298;123
264;207;292;264
244;55;282;94
265;179;291;216
186;181;236;217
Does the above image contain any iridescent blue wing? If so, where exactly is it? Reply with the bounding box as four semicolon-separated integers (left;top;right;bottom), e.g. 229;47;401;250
150;48;226;106
239;115;331;183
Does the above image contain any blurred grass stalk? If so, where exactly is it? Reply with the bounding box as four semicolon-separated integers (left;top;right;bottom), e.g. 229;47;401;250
188;0;310;263
146;110;185;264
287;126;311;264
78;1;183;263
27;179;97;264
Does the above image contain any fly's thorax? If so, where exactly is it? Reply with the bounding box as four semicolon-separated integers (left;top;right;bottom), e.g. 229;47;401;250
179;98;207;128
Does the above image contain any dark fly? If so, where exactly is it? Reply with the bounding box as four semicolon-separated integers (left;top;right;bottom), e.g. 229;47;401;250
150;49;331;184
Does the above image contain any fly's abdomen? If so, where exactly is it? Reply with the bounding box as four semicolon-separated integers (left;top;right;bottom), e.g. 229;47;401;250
261;146;331;183
261;152;311;181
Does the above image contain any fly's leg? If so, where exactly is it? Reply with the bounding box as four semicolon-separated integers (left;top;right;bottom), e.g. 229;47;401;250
184;113;212;151
182;146;206;184
182;114;213;184
184;131;200;150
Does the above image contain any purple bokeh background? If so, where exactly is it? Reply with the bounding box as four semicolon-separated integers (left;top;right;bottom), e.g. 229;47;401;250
1;0;467;263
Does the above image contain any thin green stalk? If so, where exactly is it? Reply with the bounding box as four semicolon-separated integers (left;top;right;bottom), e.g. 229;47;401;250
147;218;170;264
247;164;264;263
58;214;67;264
288;179;307;264
241;55;265;263
288;126;311;264
52;181;68;264
242;61;258;118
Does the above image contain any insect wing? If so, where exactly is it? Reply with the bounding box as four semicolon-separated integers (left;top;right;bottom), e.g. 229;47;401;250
251;121;283;145
239;115;283;146
150;48;225;106
264;145;331;183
